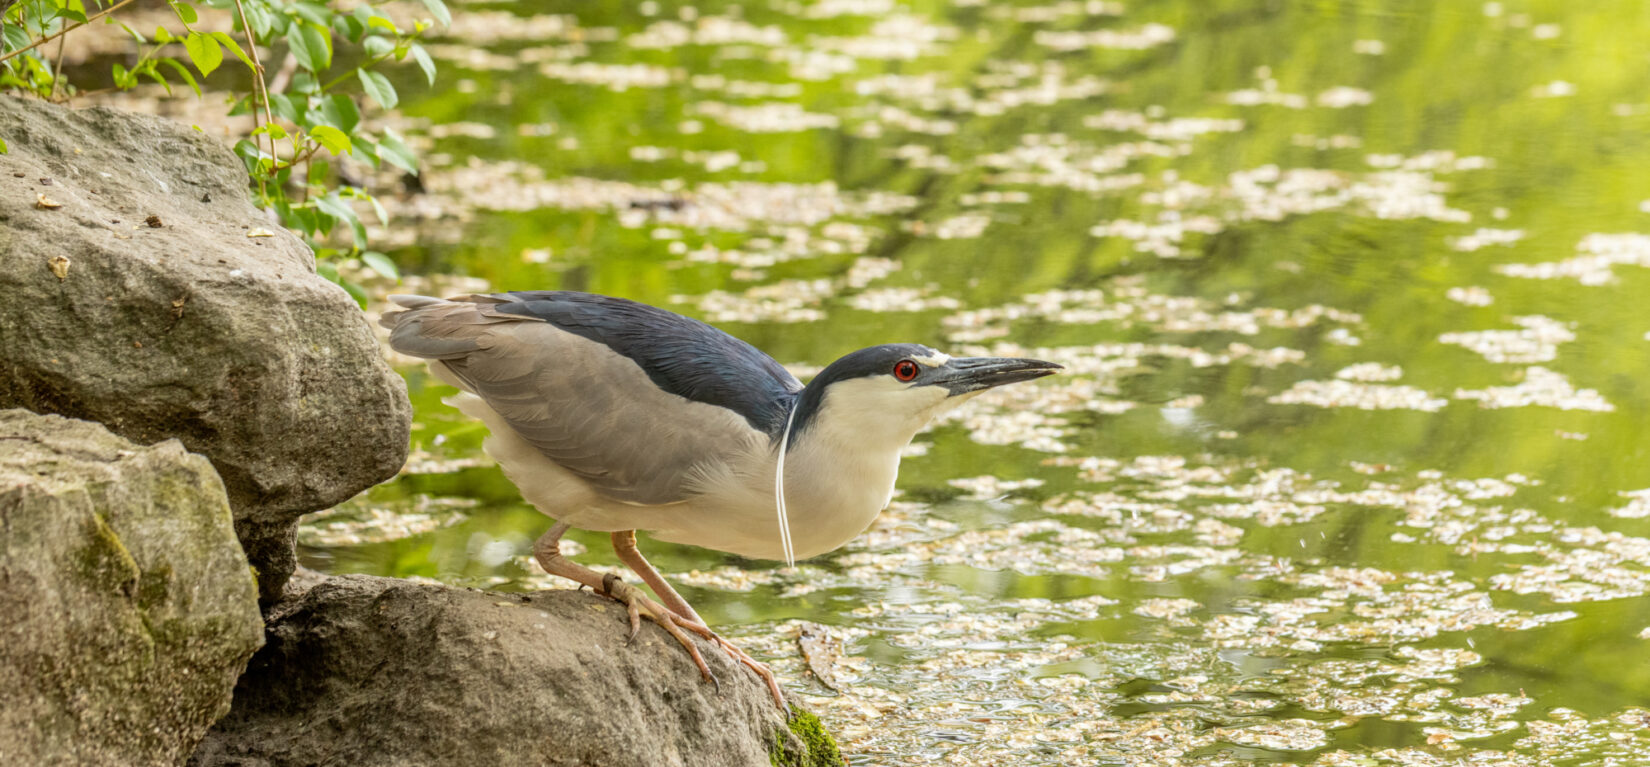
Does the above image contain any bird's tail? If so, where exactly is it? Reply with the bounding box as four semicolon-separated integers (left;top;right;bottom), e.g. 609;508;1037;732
378;294;515;360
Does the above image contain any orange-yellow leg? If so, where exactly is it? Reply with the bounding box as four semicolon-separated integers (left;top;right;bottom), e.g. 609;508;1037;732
532;522;717;688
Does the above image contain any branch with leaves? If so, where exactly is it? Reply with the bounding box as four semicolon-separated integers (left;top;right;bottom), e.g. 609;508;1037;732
0;0;450;304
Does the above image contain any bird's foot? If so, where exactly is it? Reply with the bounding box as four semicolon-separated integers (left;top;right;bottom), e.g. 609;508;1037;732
599;573;787;709
600;573;719;688
710;633;787;709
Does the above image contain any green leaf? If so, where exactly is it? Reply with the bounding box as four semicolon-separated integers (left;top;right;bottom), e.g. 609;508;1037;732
233;138;275;176
318;93;360;133
243;3;275;38
210;32;254;70
343;187;387;224
365;16;398;34
111;62;134;89
144;67;173;96
251;122;289;140
350;5;376;26
315;259;341;283
357;69;396;109
418;0;450;27
4;26;31;51
315;193;368;249
158;58;200;96
291;2;331;29
410;43;435;86
341;279;369;309
362;35;393;58
366;193;389;225
350;136;382;168
154;26;173;43
338;14;365;43
0;136;8;154
183;31;223;76
288;22;331;72
308;125;352;156
286;205;320;236
313;193;355;224
268;92;304;124
378;127;418;175
171;1;197;25
361;251;398;280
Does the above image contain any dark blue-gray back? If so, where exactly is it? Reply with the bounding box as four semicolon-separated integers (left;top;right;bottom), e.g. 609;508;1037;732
493;291;802;435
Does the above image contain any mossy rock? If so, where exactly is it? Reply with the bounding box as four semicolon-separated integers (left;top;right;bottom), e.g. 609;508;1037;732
0;410;264;765
771;708;845;767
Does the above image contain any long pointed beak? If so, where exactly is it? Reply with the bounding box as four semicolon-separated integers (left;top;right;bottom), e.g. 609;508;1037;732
937;357;1063;395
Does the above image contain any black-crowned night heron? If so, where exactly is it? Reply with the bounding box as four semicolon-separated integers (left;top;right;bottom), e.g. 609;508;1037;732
380;291;1060;705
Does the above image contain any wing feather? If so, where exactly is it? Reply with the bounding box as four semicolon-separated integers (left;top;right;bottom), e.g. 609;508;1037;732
381;293;780;505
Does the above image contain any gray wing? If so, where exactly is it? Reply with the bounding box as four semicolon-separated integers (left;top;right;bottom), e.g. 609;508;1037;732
381;294;774;505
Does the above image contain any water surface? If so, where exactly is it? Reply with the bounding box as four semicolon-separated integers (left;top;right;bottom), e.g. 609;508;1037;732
306;1;1650;763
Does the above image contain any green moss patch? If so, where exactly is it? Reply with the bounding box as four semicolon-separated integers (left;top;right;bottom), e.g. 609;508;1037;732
769;708;843;767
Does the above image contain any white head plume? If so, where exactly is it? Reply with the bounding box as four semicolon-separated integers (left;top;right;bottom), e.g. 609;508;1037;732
773;401;798;567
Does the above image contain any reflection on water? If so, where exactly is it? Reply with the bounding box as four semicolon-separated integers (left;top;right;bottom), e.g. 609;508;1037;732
305;0;1650;762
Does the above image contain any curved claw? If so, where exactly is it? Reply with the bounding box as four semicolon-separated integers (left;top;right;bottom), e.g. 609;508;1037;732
671;615;787;708
713;634;788;709
595;573;786;709
600;574;719;688
604;573;644;643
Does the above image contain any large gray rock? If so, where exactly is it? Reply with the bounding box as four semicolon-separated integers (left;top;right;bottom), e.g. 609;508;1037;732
0;409;265;765
193;574;842;767
0;96;412;601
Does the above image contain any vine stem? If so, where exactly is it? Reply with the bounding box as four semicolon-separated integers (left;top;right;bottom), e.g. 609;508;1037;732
0;0;138;65
319;51;392;91
229;0;275;194
48;25;65;100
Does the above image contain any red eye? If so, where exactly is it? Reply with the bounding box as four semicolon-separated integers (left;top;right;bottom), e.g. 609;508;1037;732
893;360;919;381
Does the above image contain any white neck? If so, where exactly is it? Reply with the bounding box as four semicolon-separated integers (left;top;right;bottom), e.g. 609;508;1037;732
779;378;956;558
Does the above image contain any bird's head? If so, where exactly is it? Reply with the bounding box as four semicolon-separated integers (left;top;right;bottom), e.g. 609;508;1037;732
788;343;1062;448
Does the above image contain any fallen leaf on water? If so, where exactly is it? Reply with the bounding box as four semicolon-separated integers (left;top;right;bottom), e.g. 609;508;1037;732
797;620;843;691
35;193;62;209
247;228;275;237
48;256;70;280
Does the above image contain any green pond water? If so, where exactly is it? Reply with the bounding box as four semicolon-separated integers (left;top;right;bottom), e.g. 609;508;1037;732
302;0;1650;763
